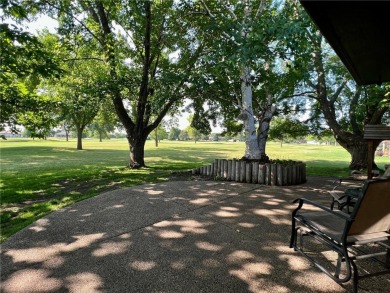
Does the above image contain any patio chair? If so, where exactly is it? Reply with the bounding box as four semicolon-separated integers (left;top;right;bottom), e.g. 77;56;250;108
290;176;390;293
329;178;365;213
330;167;390;213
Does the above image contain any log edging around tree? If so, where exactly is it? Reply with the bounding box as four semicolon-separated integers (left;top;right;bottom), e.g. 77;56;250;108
191;159;306;186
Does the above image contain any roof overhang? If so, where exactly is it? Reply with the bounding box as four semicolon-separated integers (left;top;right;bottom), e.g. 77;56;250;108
300;1;390;86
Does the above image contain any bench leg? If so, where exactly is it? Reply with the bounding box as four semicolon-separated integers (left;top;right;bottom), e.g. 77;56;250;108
351;260;359;293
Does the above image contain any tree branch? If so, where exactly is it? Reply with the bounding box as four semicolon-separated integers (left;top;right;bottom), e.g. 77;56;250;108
117;24;145;61
79;1;100;25
43;1;103;46
137;1;152;128
150;16;166;78
255;0;266;19
197;1;239;46
286;91;316;98
94;2;135;131
63;57;106;62
147;44;206;132
329;80;347;103
222;3;242;26
366;100;389;125
349;86;362;135
200;0;215;17
306;78;317;90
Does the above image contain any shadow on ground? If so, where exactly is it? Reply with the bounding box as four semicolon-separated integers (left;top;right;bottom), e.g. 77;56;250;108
1;177;389;293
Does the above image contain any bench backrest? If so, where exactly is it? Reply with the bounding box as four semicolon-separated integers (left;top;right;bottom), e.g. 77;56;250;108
348;177;390;236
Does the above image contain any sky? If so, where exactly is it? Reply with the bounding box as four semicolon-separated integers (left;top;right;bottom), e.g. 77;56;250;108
25;14;58;34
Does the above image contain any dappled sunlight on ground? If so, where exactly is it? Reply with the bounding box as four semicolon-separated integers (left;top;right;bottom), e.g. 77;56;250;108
1;179;387;292
130;260;157;271
152;219;210;235
5;233;105;264
92;240;131;257
212;208;242;218
3;269;105;293
2;269;63;293
65;272;104;293
28;218;50;232
195;241;224;252
280;253;311;271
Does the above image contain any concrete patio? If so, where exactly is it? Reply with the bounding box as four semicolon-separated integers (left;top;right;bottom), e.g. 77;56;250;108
1;177;389;292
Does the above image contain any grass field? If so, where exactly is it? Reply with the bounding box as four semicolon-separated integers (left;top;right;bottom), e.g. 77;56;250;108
1;138;389;242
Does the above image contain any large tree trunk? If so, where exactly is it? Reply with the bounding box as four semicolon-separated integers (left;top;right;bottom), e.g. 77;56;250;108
257;119;271;162
341;137;379;170
240;66;261;160
347;139;369;170
127;134;148;168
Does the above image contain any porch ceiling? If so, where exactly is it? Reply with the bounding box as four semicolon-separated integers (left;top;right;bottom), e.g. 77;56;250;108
300;1;390;86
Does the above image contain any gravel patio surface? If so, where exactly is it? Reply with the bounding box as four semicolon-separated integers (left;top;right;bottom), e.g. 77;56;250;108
1;177;389;293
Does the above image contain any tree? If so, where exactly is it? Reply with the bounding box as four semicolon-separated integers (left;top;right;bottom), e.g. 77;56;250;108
38;30;107;150
296;15;390;170
89;101;119;142
269;117;309;147
168;127;181;141
0;3;62;137
61;92;102;150
185;125;201;143
193;0;268;160
60;119;73;141
187;0;306;162
179;130;189;141
186;114;203;143
56;76;104;150
37;0;207;167
150;124;168;147
314;130;337;146
17;96;59;139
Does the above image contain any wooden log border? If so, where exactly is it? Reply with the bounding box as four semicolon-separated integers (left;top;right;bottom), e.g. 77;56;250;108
192;159;306;186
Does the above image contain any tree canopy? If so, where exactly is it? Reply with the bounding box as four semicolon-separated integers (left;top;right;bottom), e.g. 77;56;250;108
3;0;388;170
31;0;209;167
1;2;62;137
183;0;309;162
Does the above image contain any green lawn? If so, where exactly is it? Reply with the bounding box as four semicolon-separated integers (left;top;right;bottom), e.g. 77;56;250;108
1;138;388;242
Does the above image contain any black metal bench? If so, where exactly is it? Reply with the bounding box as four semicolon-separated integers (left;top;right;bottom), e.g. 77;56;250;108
290;177;390;293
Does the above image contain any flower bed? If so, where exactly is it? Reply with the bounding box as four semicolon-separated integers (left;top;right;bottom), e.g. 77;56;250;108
191;159;306;186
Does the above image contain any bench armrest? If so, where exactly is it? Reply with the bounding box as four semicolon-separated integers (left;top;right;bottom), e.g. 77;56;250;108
292;198;350;220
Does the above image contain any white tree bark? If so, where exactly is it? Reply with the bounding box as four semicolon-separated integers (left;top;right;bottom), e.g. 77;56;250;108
239;1;262;160
240;66;262;159
201;0;266;160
